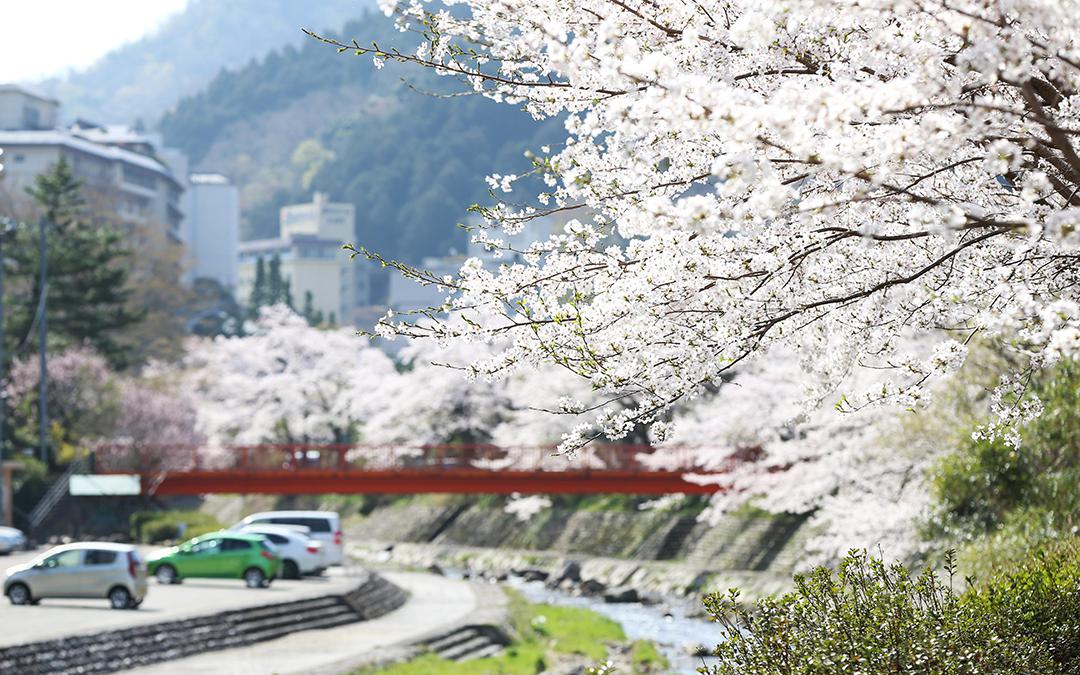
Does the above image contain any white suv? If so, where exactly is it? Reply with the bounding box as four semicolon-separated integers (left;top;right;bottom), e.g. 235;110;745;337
240;524;325;578
4;543;148;609
232;511;344;565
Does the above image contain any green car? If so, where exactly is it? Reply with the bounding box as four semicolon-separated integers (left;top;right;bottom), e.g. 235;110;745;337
146;532;281;588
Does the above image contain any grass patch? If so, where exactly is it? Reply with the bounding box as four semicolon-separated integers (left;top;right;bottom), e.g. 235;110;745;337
629;639;669;673
506;587;625;660
358;589;627;674
354;645;547;675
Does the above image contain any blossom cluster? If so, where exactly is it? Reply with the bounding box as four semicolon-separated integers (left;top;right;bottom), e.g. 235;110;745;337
363;0;1080;453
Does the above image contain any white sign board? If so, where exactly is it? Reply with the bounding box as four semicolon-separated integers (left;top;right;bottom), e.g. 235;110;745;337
69;474;142;496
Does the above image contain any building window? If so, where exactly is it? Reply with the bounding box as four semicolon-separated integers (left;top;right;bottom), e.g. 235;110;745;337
122;165;157;190
22;106;40;129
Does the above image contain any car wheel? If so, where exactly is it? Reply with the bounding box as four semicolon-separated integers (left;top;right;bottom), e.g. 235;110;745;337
155;564;179;585
282;559;300;580
108;587;132;610
244;567;266;588
6;583;31;606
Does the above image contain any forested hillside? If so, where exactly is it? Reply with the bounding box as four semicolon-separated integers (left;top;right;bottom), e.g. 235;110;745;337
36;0;368;125
160;12;560;266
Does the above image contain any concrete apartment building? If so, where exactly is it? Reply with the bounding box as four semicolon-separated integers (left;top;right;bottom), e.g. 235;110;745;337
0;84;58;131
0;85;184;238
184;173;239;290
238;193;369;323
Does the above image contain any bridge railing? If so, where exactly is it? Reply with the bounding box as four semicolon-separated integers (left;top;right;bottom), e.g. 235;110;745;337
91;443;751;475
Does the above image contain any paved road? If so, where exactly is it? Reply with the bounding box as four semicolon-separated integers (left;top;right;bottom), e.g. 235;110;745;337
129;571;481;675
0;546;367;649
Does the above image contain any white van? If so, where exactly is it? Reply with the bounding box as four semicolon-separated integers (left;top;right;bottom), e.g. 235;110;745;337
232;511;344;565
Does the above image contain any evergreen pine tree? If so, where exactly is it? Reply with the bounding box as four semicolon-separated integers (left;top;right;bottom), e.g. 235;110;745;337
267;254;285;304
8;158;143;368
301;290;323;326
282;277;294;309
248;257;267;318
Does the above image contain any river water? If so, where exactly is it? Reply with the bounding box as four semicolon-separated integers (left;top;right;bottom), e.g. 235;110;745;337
504;577;720;674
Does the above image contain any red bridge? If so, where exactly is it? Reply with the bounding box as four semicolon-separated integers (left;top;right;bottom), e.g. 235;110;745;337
90;443;749;496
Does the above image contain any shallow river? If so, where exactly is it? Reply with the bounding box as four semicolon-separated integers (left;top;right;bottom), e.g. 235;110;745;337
504;576;720;674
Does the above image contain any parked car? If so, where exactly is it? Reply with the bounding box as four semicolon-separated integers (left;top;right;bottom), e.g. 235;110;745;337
147;532;281;588
0;527;26;555
231;511;344;566
239;524;325;578
4;543;147;609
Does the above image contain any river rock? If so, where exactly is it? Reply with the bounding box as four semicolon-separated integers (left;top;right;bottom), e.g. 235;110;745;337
579;578;607;596
603;586;639;603
516;568;549;582
639;591;663;606
547;560;582;588
426;564;445;576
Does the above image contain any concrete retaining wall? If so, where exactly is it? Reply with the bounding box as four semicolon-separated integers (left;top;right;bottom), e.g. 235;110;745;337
0;571;406;674
349;501;812;576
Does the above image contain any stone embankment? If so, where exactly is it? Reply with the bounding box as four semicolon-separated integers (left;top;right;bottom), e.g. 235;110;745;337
0;571;406;675
347;499;813;602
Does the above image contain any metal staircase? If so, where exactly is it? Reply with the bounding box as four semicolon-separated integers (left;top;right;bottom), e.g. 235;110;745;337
27;457;88;531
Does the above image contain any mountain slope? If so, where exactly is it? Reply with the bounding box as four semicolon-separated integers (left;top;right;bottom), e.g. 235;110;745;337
161;12;561;268
36;0;370;125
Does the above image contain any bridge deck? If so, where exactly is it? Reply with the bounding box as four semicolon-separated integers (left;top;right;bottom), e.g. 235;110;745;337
92;444;738;496
144;469;722;495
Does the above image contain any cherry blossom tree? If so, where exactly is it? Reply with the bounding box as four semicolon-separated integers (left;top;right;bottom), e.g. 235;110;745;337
7;346;120;452
656;349;932;565
5;345;201;468
183;305;396;446
310;0;1080;456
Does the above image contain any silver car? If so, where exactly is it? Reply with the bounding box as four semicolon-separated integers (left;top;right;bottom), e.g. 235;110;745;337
4;543;148;609
0;527;25;555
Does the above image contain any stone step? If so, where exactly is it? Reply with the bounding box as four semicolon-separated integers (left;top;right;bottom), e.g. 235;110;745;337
243;611;360;644
439;634;498;661
468;642;504;660
426;627;481;652
235;602;357;635
225;594;342;621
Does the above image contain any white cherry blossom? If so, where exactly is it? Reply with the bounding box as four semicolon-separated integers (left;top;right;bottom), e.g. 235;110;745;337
312;0;1080;455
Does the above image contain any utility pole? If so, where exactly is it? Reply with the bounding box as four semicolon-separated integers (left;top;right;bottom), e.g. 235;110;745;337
37;218;48;466
0;220;5;465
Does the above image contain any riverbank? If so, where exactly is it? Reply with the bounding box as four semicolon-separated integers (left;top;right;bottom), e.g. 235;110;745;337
350;540;793;604
353;586;673;675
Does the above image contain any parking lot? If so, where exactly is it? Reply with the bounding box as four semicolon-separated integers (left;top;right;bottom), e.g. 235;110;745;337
0;546;366;649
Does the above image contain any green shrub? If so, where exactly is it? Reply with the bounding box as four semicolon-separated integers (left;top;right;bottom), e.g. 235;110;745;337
930;359;1080;540
141;520;181;543
932;436;1036;534
130;510;223;543
705;549;1063;674
964;537;1080;672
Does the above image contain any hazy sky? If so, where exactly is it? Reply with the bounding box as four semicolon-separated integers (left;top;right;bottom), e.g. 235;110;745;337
0;0;189;83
